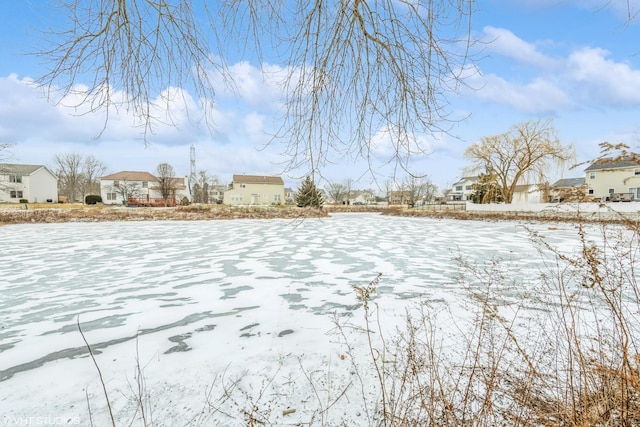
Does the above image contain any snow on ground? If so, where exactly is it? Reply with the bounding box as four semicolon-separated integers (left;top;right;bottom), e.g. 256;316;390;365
0;213;590;425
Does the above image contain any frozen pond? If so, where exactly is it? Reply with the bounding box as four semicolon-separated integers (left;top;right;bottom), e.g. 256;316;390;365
0;213;592;425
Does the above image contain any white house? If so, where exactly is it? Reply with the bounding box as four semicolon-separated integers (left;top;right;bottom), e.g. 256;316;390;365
0;163;58;203
511;183;546;204
100;171;191;206
450;176;479;201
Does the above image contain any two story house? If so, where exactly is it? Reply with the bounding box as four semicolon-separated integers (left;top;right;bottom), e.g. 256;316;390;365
223;174;285;206
0;163;58;203
584;159;640;201
449;176;479;201
100;171;191;206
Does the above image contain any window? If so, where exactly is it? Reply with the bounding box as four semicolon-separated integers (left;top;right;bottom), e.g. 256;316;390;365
142;181;148;188
635;169;640;176
9;175;22;183
231;194;243;202
107;192;117;201
589;172;596;180
631;188;640;199
465;185;472;190
274;194;281;203
10;190;23;198
240;184;246;188
113;180;120;187
455;185;463;191
588;189;594;195
608;188;615;194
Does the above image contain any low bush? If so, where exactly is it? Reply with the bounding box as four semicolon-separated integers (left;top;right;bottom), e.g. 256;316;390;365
85;195;102;205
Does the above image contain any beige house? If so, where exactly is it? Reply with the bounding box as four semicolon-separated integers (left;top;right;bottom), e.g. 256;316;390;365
584;159;640;201
0;163;58;203
100;171;191;206
223;174;285;206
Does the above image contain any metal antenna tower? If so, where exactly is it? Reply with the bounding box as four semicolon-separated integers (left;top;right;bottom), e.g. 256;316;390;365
189;144;196;191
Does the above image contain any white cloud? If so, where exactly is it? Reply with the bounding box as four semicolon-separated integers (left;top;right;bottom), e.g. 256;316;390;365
209;61;290;113
481;26;557;69
566;47;640;105
469;27;640;113
467;72;572;114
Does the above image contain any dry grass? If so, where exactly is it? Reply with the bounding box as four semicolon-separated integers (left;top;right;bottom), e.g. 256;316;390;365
332;210;640;426
0;204;329;224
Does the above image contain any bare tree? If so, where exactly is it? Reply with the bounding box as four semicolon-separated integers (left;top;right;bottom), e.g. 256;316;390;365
36;1;475;174
325;182;346;204
464;119;575;204
54;152;83;202
156;162;176;207
191;170;212;204
403;175;437;206
80;155;107;201
0;144;15;192
110;179;143;204
37;0;219;139
343;179;354;205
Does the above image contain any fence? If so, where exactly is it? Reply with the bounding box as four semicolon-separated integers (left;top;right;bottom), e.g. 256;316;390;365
413;202;466;211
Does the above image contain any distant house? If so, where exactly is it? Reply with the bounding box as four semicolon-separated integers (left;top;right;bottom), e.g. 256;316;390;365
511;183;546;204
549;177;586;202
284;187;295;205
390;190;413;206
100;171;191;206
450;176;478;201
208;185;227;204
584;159;640;201
349;189;376;205
0;163;58;203
223;174;285;206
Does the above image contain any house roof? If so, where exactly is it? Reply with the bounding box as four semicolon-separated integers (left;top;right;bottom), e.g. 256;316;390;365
552;177;586;188
0;163;48;175
585;159;640;171
452;176;478;186
513;183;542;192
168;177;187;190
101;171;158;181
232;174;284;185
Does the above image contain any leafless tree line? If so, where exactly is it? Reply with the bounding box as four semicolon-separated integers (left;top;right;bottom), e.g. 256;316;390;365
54;152;106;202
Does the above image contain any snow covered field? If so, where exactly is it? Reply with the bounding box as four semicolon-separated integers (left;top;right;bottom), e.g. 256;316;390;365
0;213;590;426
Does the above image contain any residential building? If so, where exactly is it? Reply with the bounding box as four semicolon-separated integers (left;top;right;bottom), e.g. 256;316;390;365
351;189;377;205
584;159;640;201
208;185;227;204
449;176;479;201
284;187;295;205
223;174;285;206
390;190;413;206
0;163;58;203
100;171;191;206
549;177;586;202
511;183;546;204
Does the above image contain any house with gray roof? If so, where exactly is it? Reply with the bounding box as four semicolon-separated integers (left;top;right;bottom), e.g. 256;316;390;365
584;159;640;201
0;163;58;203
548;177;587;202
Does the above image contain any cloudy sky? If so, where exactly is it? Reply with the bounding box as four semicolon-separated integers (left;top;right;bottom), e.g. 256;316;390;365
1;0;639;191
